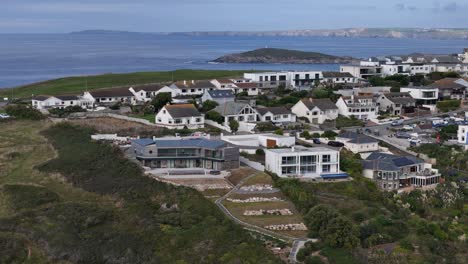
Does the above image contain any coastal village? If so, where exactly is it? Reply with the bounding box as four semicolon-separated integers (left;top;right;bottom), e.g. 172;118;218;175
2;48;468;263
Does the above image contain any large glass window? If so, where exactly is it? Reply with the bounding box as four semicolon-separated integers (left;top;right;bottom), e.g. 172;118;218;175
282;156;297;164
281;166;297;175
300;155;316;164
300;165;316;173
322;164;331;172
322;155;331;163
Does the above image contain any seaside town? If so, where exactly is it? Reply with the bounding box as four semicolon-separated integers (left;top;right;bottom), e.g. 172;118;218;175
1;48;468;263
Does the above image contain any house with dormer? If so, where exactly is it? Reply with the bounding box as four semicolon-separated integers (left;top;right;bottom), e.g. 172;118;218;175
291;98;338;124
155;104;204;129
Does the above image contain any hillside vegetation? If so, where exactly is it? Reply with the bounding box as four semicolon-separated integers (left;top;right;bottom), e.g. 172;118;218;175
0;120;280;263
0;69;247;99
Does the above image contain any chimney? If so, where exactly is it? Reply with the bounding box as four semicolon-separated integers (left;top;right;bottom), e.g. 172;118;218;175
183;80;186;85
308;98;313;102
291;146;295;152
152;136;156;141
192;80;195;84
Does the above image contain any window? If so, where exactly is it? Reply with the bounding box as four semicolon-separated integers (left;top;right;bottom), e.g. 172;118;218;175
282;156;296;164
163;110;166;114
191;89;195;92
157;118;162;122
300;156;316;164
300;165;316;173
322;164;331;172
281;166;297;175
149;150;153;154
282;114;288;118
175;119;182;124
322;155;331;162
195;118;201;122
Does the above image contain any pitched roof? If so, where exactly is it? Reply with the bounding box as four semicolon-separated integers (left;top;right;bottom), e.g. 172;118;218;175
213;101;251;116
89;87;134;98
322;71;354;78
154;138;226;149
301;98;338;111
32;95;52;101
257;106;292;116
215;79;234;84
172;80;216;89
337;132;377;144
385;92;416;105
164;104;202;118
207;89;235;99
429;78;467;90
32;95;79;101
235;82;258;88
362;152;424;171
132;84;164;92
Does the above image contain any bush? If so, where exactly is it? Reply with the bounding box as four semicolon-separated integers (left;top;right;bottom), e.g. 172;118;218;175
321;130;337;139
305;256;324;264
256;122;277;132
436;100;460;112
49;105;86;117
229;119;239;133
301;131;311;139
201;100;218;112
5;104;44;120
109;102;121;110
334;116;364;128
255;149;265;156
274;128;283;135
205;110;224;124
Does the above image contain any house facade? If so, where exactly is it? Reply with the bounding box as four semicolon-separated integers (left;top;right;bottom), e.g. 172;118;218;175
32;95;89;110
429;78;468;100
155;104;204;129
82;87;136;106
335;132;379;153
335;95;378;120
376;92;416;115
257;106;296;124
201;89;235;104
400;87;438;110
321;72;359;85
212;102;258;125
129;84;175;102
265;146;347;179
170;80;216;96
291;98;338;124
132;137;239;170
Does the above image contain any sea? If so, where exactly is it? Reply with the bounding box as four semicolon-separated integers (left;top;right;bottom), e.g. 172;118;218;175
0;33;467;88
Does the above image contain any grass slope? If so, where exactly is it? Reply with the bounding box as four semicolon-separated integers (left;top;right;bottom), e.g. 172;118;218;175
0;69;248;99
0;120;280;263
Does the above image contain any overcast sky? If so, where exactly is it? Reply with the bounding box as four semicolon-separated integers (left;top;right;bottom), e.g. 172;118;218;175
1;0;468;33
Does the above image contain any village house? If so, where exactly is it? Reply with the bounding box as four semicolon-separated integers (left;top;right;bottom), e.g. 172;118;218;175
265;146;347;179
321;71;359;86
291;98;338;124
429;78;468;100
155;104;204;129
169;80;216;96
233;82;259;96
361;152;441;191
131;137;239;170
376;92;416;115
400;86;438;111
243;71;322;89
82;87;136;106
335;95;378;120
32;95;91;110
129;84;176;102
335;132;379;154
211;78;259;96
212;101;258;125
256;106;296;124
340;62;382;79
201;89;235;105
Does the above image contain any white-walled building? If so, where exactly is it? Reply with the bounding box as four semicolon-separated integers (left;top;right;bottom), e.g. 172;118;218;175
32;95;90;110
212;101;258;125
82;87;136;106
340;64;382;79
291;98;338;124
257;106;296;124
457;125;468;150
129;84;177;102
335;95;378;120
265;146;346;179
335;132;379;154
243;71;322;89
400;86;438;109
201;89;235;105
170;80;216;96
381;64;411;77
221;133;295;149
376;92;416;115
155;104;204;129
321;72;359;85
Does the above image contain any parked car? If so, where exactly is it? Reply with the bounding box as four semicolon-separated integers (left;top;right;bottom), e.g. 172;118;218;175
396;132;411;139
312;138;321;144
408;138;421;143
402;125;414;131
0;113;10;119
327;141;345;147
391;119;404;126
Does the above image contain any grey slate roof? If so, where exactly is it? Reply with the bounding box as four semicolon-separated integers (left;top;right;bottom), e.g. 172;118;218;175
89;87;134;98
348;135;378;144
32;95;51;101
172;80;216;89
33;95;79;101
301;98;338;111
207;89;235;99
362;152;424;171
155;138;226;149
385;93;416;105
165;104;202;118
133;138;155;146
322;72;354;78
257;106;291;116
133;84;164;92
213;101;251;116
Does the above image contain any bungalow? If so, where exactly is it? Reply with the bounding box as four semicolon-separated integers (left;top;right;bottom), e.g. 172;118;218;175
129;84;176;102
321;72;359;85
429;78;468;100
32;95;90;110
335;95;378;120
335;131;379;154
362;152;441;191
82;87;136;106
155;104;204;129
212;101;258;125
233;82;259;96
211;79;237;89
291;98;338;124
376;92;416;115
201;89;235;105
257;106;296;124
170;80;216;96
131;137;239;170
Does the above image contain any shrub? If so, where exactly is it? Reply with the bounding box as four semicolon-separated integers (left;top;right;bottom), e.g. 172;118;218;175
436;100;460;112
205;111;224;124
274;128;283;135
201;100;218;112
109;102;121;110
49;105;86;117
301;131;311;139
321;130;337;139
256;122;277;132
255;149;265;156
229;119;239;133
151;92;172;111
5;104;44;120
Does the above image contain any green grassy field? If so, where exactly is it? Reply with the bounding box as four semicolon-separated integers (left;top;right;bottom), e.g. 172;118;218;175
0;69;249;99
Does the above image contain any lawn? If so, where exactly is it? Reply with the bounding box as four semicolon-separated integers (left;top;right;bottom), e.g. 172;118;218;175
1;69;249;98
129;113;155;123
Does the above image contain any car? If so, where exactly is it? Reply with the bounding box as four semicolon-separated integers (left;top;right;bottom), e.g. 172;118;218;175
391;120;404;126
312;138;321;144
402;125;414;131
408;138;421;143
327;141;344;147
395;132;411;139
0;113;10;119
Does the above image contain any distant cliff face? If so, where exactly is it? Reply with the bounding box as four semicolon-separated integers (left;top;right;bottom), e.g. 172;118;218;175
213;48;358;64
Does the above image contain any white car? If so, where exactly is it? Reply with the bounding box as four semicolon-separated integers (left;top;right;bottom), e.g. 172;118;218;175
402;125;414;131
408;138;421;143
0;113;10;119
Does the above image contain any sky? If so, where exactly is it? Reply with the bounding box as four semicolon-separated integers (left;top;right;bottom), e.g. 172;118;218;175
1;0;468;33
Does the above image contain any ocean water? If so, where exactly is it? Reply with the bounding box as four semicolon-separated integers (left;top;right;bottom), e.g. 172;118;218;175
0;33;467;88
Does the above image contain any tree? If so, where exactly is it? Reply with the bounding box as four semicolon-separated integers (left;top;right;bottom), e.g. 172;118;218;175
305;204;339;237
201;100;218;112
229;119;239;133
320;216;360;248
255;149;265;155
369;76;385;86
151;92;172;111
205;111;224;124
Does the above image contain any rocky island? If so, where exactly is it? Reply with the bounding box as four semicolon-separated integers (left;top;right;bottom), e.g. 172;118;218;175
212;48;358;64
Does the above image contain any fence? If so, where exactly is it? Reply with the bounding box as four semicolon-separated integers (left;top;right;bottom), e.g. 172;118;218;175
239;156;265;171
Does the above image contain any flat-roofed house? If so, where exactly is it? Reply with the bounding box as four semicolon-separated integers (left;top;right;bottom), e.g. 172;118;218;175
291;98;338;124
155;104;204;129
257;106;296;123
265;146;347;179
132;137;239;170
201;89;235;105
429;78;468;100
376;92;416;115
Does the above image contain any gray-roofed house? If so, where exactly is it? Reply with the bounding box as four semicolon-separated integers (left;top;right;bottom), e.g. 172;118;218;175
82;87;136;106
131;137;239;170
291;98;339;124
429;78;468;100
376;92;416;115
361;152;441;191
321;71;359;85
155;104;204;129
201;89;235;105
257;106;296;124
170;80;216;96
212;101;258;126
129;84;176;102
335;132;379;153
32;95;92;111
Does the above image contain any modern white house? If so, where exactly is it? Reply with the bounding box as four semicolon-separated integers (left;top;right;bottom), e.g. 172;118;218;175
32;95;90;110
291;98;339;124
212;101;258;126
335;132;379;154
335;95;378;120
243;71;322;89
409;64;436;75
257;106;296;124
155;104;204;129
340;63;382;79
201;89;235;105
400;86;439;111
381;64;411;77
457;125;468;150
376;92;416;115
265;146;347;179
169;80;216;96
